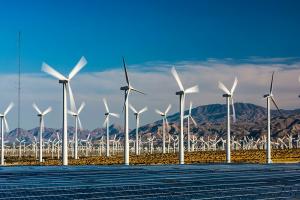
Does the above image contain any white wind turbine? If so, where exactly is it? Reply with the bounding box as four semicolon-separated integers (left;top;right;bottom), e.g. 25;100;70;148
171;67;199;164
155;104;172;154
103;98;119;157
0;102;13;165
129;104;147;155
120;57;145;165
264;72;282;164
218;77;238;163
68;102;85;159
41;56;87;165
32;103;52;163
184;102;197;152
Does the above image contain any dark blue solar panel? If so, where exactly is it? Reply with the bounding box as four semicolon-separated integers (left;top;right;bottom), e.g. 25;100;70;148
0;164;298;199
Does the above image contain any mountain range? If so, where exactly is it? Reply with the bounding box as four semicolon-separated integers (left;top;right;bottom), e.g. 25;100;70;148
6;103;300;144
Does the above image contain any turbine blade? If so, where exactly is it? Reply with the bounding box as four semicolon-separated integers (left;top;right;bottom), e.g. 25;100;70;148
41;117;45;132
155;109;164;116
231;77;238;94
3;117;9;133
191;116;197;126
110;113;120;118
122;88;131;112
129;104;137;114
42;107;52;115
270;71;275;94
77;102;86;114
4;102;14;116
67;83;77;113
68;110;76;116
171;67;184;91
189;102;192;115
231;98;236;123
131;87;146;95
165;104;172;115
103;116;108;127
32;103;42;114
185;85;199;94
218;81;230;95
271;97;283;116
68;56;87;80
139;107;148;114
165;118;170;131
41;62;67;80
122;57;130;85
77;116;83;130
103;98;109;113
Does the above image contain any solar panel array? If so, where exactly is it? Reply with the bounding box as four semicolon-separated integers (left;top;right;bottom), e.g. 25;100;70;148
0;164;299;199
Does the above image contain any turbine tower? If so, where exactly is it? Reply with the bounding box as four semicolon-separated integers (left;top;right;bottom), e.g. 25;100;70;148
264;72;282;164
155;104;171;154
103;98;119;157
32;103;52;163
68;102;85;160
184;102;197;152
129;104;147;155
171;67;199;164
120;57;145;165
0;103;13;166
41;56;87;165
218;77;238;163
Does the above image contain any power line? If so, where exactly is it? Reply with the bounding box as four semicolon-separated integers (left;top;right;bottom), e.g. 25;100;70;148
17;31;21;136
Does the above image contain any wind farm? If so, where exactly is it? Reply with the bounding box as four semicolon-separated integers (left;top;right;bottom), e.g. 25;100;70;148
1;0;300;199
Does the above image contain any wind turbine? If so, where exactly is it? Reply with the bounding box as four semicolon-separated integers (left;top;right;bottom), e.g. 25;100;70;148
120;57;145;165
32;103;52;163
218;77;237;163
184;102;197;152
171;67;199;164
264;72;282;164
16;138;25;158
103;98;119;157
0;102;13;165
68;102;85;159
155;104;172;154
129;104;147;155
41;56;87;165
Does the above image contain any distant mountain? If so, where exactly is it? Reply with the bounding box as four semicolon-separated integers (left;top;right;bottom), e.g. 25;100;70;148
132;103;300;142
5;103;300;144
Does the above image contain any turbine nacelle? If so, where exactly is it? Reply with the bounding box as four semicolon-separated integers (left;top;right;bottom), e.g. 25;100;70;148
222;94;232;98
120;86;130;91
59;80;68;84
175;91;184;95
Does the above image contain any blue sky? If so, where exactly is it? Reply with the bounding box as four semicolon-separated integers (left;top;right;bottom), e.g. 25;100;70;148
1;0;300;130
0;0;300;74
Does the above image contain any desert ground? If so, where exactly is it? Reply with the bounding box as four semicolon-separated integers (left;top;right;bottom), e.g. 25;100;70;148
4;149;300;166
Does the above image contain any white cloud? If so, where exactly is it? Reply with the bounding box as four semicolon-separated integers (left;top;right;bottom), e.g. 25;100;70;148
1;57;300;130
